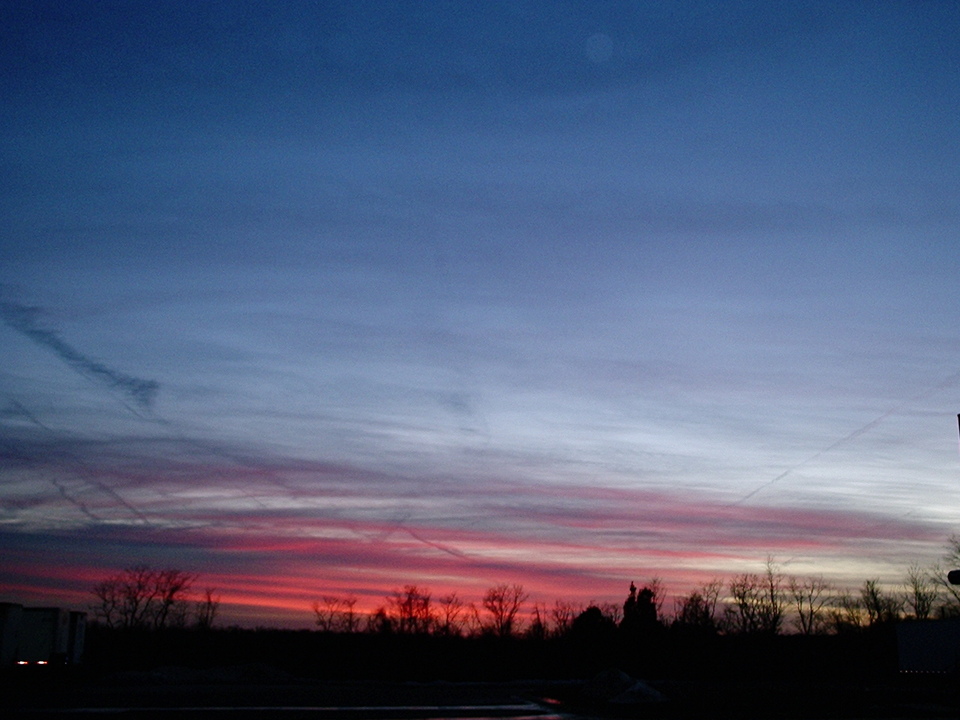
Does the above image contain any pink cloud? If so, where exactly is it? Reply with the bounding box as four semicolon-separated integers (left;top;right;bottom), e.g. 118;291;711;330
0;439;949;627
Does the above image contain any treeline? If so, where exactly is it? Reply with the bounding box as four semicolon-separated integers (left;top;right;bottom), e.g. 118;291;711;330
88;537;960;638
78;538;960;682
91;564;221;631
313;582;529;637
308;556;960;641
82;600;901;683
76;584;914;686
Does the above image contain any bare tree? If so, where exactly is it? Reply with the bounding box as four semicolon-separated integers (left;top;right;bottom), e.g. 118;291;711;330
929;560;960;617
92;565;197;630
674;579;722;631
828;591;864;633
526;603;549;640
312;596;339;632
727;561;784;635
860;579;903;625
467;603;484;637
551;599;579;637
760;559;786;633
92;565;153;629
312;595;358;633
789;576;831;635
727;574;762;634
932;536;960;616
92;578;121;628
340;596;359;632
903;563;939;620
945;533;960;567
388;585;433;634
195;588;221;630
595;601;622;625
482;583;527;637
154;568;194;628
366;606;393;634
436;592;466;636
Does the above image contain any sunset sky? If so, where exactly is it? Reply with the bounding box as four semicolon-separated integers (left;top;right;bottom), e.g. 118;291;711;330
2;1;960;628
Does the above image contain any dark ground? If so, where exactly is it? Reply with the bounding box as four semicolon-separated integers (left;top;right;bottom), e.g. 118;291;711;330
5;625;960;719
1;667;566;718
3;665;960;720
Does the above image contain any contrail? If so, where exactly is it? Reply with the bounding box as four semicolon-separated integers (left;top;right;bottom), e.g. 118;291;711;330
359;511;471;560
406;527;471;560
5;399;54;432
1;301;159;409
733;369;960;506
2;393;153;525
0;431;150;525
51;477;101;523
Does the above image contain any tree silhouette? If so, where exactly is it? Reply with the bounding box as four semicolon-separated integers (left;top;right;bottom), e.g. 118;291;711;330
932;535;960;616
860;578;903;625
789;576;831;635
673;579;722;633
570;605;618;640
312;595;358;633
828;591;865;633
526;603;549;640
551;599;579;637
727;560;784;634
195;588;221;630
92;565;196;629
481;583;527;637
621;581;661;635
388;585;433;634
366;606;393;634
903;563;939;620
436;592;466;636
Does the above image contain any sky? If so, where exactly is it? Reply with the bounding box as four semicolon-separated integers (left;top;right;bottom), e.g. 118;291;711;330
2;1;960;628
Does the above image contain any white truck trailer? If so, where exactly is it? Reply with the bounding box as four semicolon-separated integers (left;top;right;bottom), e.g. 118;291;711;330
0;603;86;666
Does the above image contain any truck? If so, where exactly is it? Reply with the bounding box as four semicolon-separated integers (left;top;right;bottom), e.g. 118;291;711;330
0;603;86;666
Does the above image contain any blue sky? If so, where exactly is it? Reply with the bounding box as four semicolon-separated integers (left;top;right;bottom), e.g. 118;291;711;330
2;1;960;626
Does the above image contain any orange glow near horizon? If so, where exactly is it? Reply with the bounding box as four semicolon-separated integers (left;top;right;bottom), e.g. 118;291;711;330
0;468;945;628
2;514;936;630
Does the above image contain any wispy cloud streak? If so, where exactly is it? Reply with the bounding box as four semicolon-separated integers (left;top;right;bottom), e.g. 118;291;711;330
1;420;151;526
733;369;960;505
1;300;159;410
